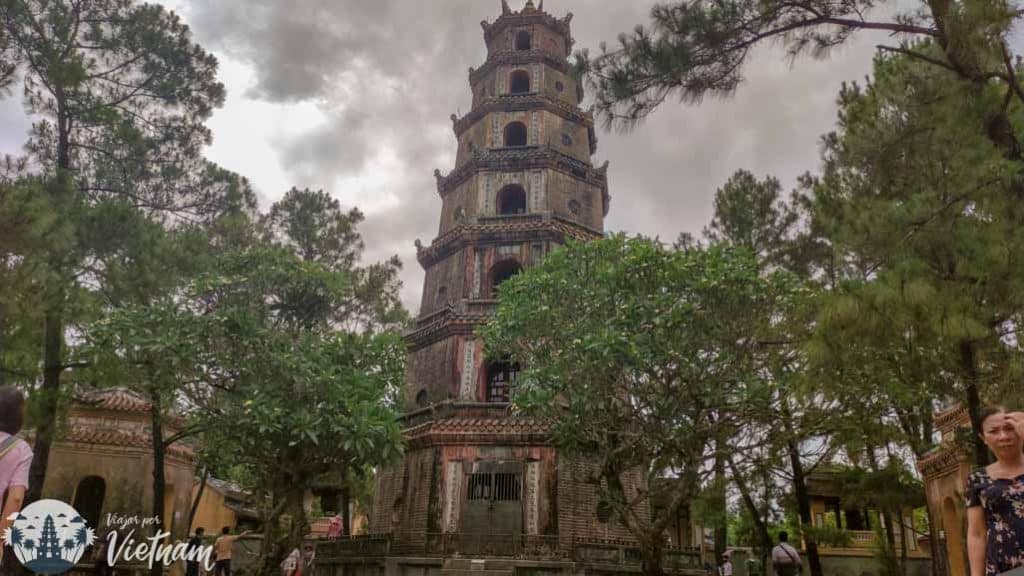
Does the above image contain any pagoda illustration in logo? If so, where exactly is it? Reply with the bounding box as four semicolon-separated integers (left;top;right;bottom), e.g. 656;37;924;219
3;499;96;575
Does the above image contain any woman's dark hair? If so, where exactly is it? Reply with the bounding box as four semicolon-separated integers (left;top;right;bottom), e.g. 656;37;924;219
978;405;1008;429
0;386;25;435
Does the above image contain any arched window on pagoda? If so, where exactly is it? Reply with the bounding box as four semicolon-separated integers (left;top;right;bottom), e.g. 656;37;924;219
504;122;528;147
509;70;531;94
515;31;532;51
415;389;429;408
497;185;527;215
490;259;522;297
486;361;520;403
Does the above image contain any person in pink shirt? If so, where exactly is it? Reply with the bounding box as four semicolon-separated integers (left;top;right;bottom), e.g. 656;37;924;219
0;386;33;560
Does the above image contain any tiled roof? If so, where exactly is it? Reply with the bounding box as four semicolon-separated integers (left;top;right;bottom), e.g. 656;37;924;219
404;415;551;448
76;388;152;413
61;428;195;458
415;215;601;269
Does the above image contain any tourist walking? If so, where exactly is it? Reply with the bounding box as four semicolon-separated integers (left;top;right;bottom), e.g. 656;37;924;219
0;386;33;562
281;547;300;576
771;531;803;576
186;527;206;576
717;550;733;576
300;544;316;576
213;526;251;576
966;407;1024;576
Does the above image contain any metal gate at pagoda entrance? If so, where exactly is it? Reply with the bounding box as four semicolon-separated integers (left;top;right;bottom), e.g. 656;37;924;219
460;461;523;555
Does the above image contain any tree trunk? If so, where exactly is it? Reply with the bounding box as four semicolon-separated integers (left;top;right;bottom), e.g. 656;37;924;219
960;341;989;467
285;489;308;556
260;485;307;576
151;391;166;576
258;491;285;576
638;534;667;576
899;514;909;576
925;506;946;576
340;486;351;536
26;93;73;507
779;398;822;576
0;324;6;388
190;466;210;533
713;449;727;563
26;309;62;505
787;438;823;576
727;457;772;561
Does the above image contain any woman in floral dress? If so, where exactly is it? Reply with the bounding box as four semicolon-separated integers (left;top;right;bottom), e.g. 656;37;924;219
967;407;1024;576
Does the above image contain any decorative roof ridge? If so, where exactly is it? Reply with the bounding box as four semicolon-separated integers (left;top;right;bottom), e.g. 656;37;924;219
435;145;605;195
917;443;971;478
414;216;603;269
468;49;572;86
483;2;574;47
452;93;593;137
933;402;969;432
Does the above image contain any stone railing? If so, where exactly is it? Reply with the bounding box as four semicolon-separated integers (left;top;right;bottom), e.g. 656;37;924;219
315;533;393;559
424;533;565;559
573;537;703;572
315;532;703;573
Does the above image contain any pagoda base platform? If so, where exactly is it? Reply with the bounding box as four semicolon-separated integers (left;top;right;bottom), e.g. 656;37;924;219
314;537;705;576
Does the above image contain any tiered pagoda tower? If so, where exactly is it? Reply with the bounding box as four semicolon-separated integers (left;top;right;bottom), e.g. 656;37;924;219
371;0;616;550
319;4;703;576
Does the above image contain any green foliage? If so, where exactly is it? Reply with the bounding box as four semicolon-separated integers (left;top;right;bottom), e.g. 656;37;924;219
262;187;409;332
808;45;1024;453
702;171;799;268
128;246;404;571
802;525;853;548
579;0;1017;135
483;235;804;569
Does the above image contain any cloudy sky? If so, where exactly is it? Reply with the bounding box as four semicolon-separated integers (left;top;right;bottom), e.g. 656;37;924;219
0;0;897;315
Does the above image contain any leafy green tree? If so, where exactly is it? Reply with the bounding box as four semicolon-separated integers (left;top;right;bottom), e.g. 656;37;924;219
483;235;802;576
0;0;225;506
106;247;406;576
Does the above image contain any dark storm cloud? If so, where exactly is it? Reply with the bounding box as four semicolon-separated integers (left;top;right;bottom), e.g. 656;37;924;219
176;0;890;313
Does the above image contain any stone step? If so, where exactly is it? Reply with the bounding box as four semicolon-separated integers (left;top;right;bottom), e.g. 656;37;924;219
440;569;513;576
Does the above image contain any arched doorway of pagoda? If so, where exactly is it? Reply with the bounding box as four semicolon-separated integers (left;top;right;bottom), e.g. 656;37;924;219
72;476;105;531
460;461;523;554
942;496;966;576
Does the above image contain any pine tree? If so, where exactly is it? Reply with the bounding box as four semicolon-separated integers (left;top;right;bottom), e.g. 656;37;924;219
0;0;225;515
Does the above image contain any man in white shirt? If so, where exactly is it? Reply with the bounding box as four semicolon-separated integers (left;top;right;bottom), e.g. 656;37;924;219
771;531;803;576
